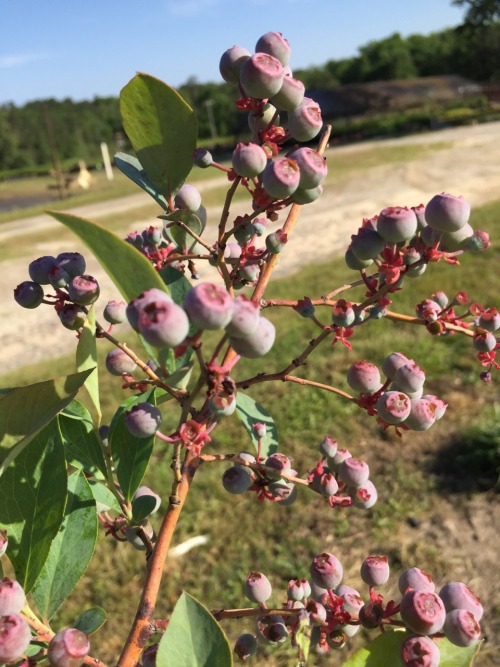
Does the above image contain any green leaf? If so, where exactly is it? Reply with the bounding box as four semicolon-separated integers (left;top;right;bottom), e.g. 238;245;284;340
161;210;203;253
47;211;168;303
235;392;278;458
120;73;197;201
114;152;169;210
159;266;192;307
74;607;107;635
109;389;156;503
32;470;97;620
341;630;482;667
131;495;158;524
0;369;93;473
88;480;121;513
0;420;67;592
295;616;311;665
59;401;107;476
76;305;101;424
157;592;232;667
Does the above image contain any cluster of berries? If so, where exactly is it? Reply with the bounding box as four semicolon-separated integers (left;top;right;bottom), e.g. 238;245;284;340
233;557;481;664
347;352;447;432
0;576;90;665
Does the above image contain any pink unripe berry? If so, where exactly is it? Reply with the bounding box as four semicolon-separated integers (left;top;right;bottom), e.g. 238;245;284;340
416;299;442;322
0;579;25;615
443;609;481;647
352;480;378;509
174;184;202;212
336;584;364;614
376;391;411;424
399;590;446;635
208;391;237;417
192;147;212;168
401;635;440;667
360;555;390;587
240;53;284;99
412;203;427;230
184;282;233;330
478;307;500;332
219;45;251;84
232;142;268;178
422;395;447;420
262;157;300;199
332;299;355;327
398;567;435;595
394;361;426;394
305;599;327;626
310;552;343;590
271;75;305;111
287;579;305;601
327;448;351;470
350;227;385;261
225;296;259;340
377;206;418;243
0;613;32;663
125;403;162;439
347;360;382;394
318;435;338;459
138;301;190;348
473;330;497;352
245;572;272;604
103;299;127;324
425;193;470;232
229;316;275;358
338;457;370;487
438;581;483;621
287;146;327;189
310;470;339;497
105;349;137;376
465;229;491;252
47;628;90;667
126;289;173;331
404;398;437;431
255;32;291;66
287;97;323;142
68;275;100;305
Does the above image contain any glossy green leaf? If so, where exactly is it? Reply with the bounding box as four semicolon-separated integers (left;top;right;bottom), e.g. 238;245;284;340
32;470;97;620
59;401;107;476
88;480;121;514
0;369;92;473
131;495;158;524
235;392;278;458
341;630;482;667
159;266;192;307
109;389;156;503
0;420;67;592
76;305;101;424
157;592;232;667
120;73;197;200
161;210;203;253
114;152;169;210
47;211;168;303
74;607;107;635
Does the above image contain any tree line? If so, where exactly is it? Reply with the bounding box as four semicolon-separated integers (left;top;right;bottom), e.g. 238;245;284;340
1;18;499;174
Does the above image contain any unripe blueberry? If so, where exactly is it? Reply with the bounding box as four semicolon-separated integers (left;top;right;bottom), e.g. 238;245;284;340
240;53;284;99
393;361;426;394
219;45;251;84
56;252;86;279
376;391;411;424
268;479;297;506
229;316;275;358
144;225;162;246
399;589;446;635
473;330;497;352
255;32;291;66
464;229;491;252
256;614;288;645
265;452;291;474
222;466;252;494
103;299;127;324
0;614;32;663
14;281;44;309
124;520;154;550
351;480;378;509
225;295;260;338
349;227;385;261
138;301;190;348
338;457;370;488
416;299;442;322
310;470;339;497
47;628;90;667
174;184;202;213
245;572;272;604
132;486;161;515
253;217;267;236
412;203;428;231
184;282;233;330
223;242;242;263
58;304;87;330
358;600;384;629
404;399;437;431
425;193;470;233
262;157;300;199
232;142;268;178
126;289;173;331
292;184;324;205
68;275;100;305
377;206;418;244
238;262;260;283
432;291;449;309
234;633;258;660
125;403;162;438
439;222;474;251
345;247;374;271
192;147;213;168
310;552;343;590
318;435;338;459
340;622;360;638
332;299;355;327
360;555;390;587
105;348;137;376
443;609;481;647
287;579;305;601
266;229;287;254
28;255;58;284
401;635;440;667
287;147;327;189
478;308;500;332
234;219;257;245
126;230;144;248
271;75;305;111
399;567;435;595
336;584;364;615
0;579;26;615
422;395;447;420
347;361;382;394
208;391;237;417
438;582;483;621
327;448;352;471
287;98;323;142
305;600;327;626
248;102;277;132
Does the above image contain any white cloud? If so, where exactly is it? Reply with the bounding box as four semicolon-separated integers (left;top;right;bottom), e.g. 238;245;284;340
0;53;52;69
167;0;220;18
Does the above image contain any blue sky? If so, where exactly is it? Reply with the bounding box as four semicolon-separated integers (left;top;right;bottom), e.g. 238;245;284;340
0;0;465;106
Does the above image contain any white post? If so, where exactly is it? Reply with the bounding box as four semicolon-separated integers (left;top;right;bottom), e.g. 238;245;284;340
100;142;114;180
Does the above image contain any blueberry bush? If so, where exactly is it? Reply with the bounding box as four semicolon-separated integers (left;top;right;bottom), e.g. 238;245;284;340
1;31;497;667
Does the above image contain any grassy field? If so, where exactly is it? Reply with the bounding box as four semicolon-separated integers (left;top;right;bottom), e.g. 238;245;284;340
2;196;499;664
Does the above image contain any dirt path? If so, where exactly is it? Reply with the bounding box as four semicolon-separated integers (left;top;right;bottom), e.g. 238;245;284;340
1;121;500;373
